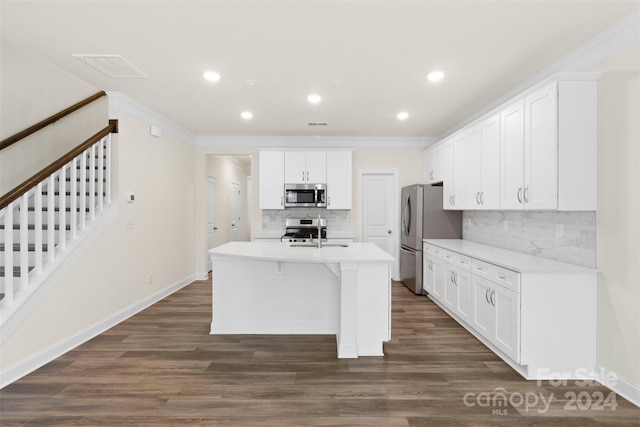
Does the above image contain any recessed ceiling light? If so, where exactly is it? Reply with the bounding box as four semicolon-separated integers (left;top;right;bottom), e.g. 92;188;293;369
203;71;221;82
397;112;409;120
307;94;322;104
427;70;445;83
241;111;253;120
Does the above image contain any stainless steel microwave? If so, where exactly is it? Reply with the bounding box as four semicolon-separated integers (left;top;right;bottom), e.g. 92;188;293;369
284;183;327;208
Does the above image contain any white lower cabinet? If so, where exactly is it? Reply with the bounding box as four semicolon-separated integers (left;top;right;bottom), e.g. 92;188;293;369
473;275;520;362
423;240;595;380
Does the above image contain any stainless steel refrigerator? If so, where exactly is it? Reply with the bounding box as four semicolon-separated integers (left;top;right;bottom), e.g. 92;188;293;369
400;184;462;294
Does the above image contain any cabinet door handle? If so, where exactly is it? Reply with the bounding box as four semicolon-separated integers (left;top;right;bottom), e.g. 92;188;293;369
480;192;484;205
280;196;284;206
490;290;496;307
328;196;331;207
485;288;491;304
498;275;506;280
429;260;433;271
430;171;434;179
307;171;309;181
517;187;523;203
452;195;456;206
524;186;529;203
453;272;458;285
476;192;480;205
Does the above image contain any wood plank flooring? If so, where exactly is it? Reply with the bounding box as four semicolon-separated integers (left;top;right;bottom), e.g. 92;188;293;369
1;278;639;426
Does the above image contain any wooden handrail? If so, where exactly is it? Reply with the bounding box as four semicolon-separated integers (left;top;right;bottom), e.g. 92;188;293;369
0;120;118;210
0;91;107;151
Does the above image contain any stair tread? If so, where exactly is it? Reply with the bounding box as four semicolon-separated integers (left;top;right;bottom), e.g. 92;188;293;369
42;191;106;196
26;207;90;212
0;266;35;277
0;224;71;231
0;243;49;252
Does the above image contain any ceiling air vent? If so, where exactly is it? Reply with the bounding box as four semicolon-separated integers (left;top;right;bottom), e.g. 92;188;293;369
308;122;328;126
72;54;148;78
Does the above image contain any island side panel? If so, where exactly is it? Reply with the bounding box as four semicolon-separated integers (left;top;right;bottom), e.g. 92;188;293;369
356;262;392;356
210;256;340;334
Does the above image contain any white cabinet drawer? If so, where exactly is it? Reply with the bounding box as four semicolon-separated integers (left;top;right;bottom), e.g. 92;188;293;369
472;259;520;293
441;249;472;271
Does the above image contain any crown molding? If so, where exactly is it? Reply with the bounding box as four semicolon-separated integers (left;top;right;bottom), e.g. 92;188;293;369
439;10;640;139
196;135;434;149
107;92;196;144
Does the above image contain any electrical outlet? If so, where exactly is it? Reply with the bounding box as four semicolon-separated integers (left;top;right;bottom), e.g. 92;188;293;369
125;217;134;229
148;274;153;285
503;220;509;231
556;223;564;238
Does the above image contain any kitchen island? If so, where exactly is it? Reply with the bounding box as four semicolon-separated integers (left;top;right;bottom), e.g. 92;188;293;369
208;241;394;358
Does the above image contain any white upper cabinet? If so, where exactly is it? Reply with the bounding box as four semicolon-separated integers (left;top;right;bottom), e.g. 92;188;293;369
423;146;436;184
284;151;327;184
432;74;596;212
443;133;466;210
326;150;352;209
500;99;526;210
440;139;454;209
524;82;558;210
259;151;285;210
500;78;596;211
466;114;500;209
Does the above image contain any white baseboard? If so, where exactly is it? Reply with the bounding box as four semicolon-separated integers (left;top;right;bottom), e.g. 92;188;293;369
595;364;640;408
0;274;195;389
194;272;209;281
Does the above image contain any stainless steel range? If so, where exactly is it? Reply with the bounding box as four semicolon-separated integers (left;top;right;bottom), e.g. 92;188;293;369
281;218;327;242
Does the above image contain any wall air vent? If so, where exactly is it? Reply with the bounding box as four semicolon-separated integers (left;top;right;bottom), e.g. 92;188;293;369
308;122;328;126
72;54;148;78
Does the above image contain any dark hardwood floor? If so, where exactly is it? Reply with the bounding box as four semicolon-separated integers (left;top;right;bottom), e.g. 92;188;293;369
1;278;639;426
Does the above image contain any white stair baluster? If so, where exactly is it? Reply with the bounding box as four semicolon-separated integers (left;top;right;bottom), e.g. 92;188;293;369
80;149;88;230
70;158;78;240
47;174;56;264
89;145;96;221
98;139;104;212
58;165;66;251
19;192;29;290
34;182;43;275
106;134;112;204
4;203;14;305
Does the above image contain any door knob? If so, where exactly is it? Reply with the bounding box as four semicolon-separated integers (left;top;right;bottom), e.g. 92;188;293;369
213;227;218;230
387;230;392;234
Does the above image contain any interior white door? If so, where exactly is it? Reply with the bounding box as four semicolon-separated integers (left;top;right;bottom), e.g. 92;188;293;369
206;177;217;272
231;182;240;241
360;171;397;278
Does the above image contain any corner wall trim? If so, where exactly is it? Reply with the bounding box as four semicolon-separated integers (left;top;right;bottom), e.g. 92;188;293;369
0;274;196;389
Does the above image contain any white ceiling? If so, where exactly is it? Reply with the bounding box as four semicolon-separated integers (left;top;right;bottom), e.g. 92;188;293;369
1;1;639;139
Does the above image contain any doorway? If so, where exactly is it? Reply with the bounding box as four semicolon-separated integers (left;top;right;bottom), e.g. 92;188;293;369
359;169;399;279
230;181;241;241
206;176;217;272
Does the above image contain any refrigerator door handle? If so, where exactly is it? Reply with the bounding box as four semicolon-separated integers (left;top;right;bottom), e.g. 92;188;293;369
404;194;411;236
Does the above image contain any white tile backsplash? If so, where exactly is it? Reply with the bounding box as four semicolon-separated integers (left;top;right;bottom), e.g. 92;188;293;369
463;210;596;268
262;209;352;235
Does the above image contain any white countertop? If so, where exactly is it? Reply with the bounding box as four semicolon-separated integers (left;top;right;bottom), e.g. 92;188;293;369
424;239;596;273
209;241;394;264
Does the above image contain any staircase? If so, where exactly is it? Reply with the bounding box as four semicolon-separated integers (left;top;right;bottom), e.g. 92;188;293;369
0;114;117;333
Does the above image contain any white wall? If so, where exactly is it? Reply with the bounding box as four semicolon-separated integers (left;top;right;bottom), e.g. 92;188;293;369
0;41;107;195
593;47;640;396
0;108;197;371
